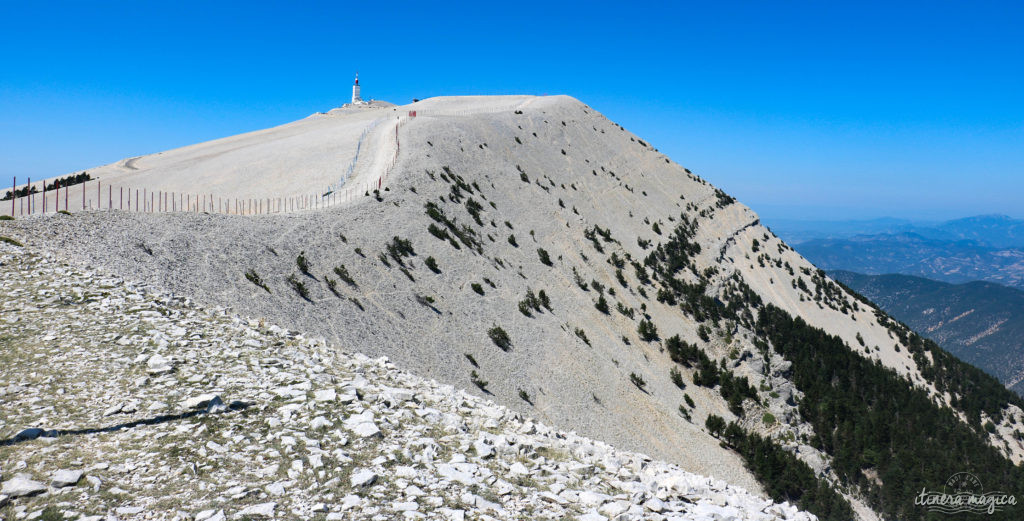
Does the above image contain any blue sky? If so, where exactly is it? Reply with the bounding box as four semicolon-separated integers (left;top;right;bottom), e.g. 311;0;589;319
1;1;1021;221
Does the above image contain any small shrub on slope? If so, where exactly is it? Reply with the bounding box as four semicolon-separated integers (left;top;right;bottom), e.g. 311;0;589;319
287;275;310;301
488;325;511;351
245;269;270;293
537;248;552;266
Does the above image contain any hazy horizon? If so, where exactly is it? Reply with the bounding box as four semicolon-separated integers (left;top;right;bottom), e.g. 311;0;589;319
2;1;1021;222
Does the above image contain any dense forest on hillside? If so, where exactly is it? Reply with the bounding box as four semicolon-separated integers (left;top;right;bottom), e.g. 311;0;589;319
831;270;1024;395
756;305;1024;521
643;206;1024;520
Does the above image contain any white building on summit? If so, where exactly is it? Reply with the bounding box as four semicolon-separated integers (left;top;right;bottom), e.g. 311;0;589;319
351;74;363;104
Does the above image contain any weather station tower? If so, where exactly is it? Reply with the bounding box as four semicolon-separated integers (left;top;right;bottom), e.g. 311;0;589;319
352;73;362;104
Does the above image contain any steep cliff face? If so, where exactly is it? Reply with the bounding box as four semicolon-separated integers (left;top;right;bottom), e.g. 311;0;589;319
7;94;1024;521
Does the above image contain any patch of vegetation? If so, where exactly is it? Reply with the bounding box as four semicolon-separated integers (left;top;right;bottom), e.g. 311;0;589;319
464;353;479;367
465;198;485;226
630;373;647;391
538;290;552;311
518;388;532;404
245;269;270;293
37;507;69;521
537;247;552;266
756;304;1024;521
425;202;481;251
616;302;635;318
0;215;13;221
471;283;485;295
678;404;692;421
670;367;685;389
615;268;628;287
296;251;312;276
386;236;416;266
325;277;341;296
334;264;356;287
470;370;489;392
287;274;310;301
637;319;659;342
595;294;609;314
507;234;518;247
425;256;441;273
0;236;23;247
518;288;545;316
348;297;364;310
706;414;727;437
710;413;853;521
574;327;590;346
488;325;511;351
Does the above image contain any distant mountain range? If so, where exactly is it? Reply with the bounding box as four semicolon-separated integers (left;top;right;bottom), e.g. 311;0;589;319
793;232;1024;290
771;214;1024;249
832;270;1024;395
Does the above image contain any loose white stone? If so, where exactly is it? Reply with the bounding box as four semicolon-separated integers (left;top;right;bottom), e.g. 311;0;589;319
351;422;381;438
183;393;220;409
508;462;529;475
50;469;83;488
236;502;275;517
351;469;377;487
0;475;46;498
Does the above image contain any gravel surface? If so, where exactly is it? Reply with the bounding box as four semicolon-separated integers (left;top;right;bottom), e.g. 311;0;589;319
0;244;816;521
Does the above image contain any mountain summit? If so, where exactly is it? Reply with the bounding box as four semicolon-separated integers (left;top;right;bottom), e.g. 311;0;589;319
5;95;1024;521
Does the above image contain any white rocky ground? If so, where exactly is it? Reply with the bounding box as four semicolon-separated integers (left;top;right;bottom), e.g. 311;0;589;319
0;243;815;520
6;94;1023;521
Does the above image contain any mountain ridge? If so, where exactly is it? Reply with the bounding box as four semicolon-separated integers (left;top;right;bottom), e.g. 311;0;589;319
5;94;1024;520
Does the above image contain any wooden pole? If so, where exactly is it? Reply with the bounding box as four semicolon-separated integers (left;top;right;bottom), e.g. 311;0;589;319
10;176;14;217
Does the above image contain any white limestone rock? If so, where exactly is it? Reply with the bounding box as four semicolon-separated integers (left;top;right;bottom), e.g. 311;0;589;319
50;469;83;488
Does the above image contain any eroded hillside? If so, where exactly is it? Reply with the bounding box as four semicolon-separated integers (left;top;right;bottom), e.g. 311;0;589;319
5;95;1024;521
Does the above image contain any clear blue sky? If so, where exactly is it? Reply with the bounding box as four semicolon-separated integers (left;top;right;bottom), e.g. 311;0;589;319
2;1;1021;221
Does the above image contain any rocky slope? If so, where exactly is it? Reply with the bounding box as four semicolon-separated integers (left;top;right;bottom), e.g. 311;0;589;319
4;94;1024;520
0;243;815;521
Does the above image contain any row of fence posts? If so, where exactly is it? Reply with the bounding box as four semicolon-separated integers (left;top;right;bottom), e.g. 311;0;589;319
6;177;373;217
6;111;415;218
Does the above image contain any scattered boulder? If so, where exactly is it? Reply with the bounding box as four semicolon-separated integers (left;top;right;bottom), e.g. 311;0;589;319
50;469;83;488
146;354;174;375
235;502;275;518
350;469;377;488
1;474;46;498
